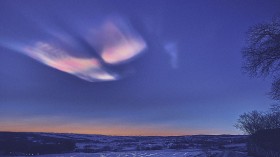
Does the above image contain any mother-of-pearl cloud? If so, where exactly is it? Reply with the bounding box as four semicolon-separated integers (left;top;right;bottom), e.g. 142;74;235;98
6;16;146;82
87;18;147;65
24;42;118;82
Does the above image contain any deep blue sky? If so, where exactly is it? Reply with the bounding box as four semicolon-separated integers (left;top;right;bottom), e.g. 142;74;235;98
1;0;280;135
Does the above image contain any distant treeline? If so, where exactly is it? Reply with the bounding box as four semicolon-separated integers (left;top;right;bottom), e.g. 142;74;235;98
248;129;280;157
0;132;76;156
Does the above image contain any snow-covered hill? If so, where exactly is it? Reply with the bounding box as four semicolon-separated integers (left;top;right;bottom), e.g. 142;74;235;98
0;132;248;156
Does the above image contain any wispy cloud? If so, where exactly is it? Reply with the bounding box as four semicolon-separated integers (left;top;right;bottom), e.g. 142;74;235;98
164;42;178;69
23;42;118;82
2;16;147;82
87;18;147;65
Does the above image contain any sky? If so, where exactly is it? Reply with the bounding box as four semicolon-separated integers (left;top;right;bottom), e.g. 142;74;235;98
1;0;280;136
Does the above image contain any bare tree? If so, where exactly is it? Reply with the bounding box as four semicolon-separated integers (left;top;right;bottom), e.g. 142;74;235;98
235;110;266;135
266;104;280;128
235;104;280;135
242;17;280;100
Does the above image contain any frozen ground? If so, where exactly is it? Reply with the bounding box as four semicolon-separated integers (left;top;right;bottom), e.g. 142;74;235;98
36;149;248;157
0;132;248;157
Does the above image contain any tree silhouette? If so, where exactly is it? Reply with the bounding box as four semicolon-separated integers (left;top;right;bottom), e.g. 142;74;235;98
242;17;280;99
235;104;280;134
235;110;266;135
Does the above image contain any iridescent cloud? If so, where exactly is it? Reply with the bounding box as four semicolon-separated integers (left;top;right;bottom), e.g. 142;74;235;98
88;18;147;64
7;16;146;82
23;42;118;82
1;17;146;82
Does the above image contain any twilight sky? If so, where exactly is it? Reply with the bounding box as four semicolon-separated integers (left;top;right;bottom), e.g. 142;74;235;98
1;0;280;136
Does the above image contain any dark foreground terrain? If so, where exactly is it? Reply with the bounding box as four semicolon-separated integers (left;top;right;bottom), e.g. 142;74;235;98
0;132;248;156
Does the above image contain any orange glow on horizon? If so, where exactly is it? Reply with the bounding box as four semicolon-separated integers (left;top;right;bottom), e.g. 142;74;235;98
0;120;222;136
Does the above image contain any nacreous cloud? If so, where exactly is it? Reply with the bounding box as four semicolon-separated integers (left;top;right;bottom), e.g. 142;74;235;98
24;42;118;82
88;18;147;65
10;16;146;82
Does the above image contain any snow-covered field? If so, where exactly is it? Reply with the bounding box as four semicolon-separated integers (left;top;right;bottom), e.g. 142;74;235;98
36;149;248;157
0;132;249;157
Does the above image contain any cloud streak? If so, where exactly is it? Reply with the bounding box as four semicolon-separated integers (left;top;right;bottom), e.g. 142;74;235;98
164;42;178;69
87;18;147;65
3;16;146;82
24;42;118;82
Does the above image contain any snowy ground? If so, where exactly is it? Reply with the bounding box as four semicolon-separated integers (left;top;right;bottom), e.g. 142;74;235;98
0;132;249;157
36;149;248;157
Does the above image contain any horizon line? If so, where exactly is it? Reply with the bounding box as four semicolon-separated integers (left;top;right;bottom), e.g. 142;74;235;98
0;130;244;137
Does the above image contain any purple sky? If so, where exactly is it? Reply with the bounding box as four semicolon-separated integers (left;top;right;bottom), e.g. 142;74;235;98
0;0;280;135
